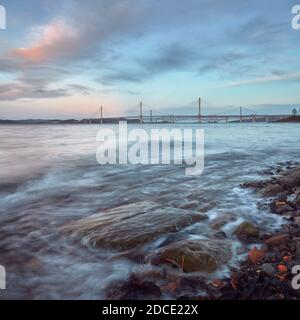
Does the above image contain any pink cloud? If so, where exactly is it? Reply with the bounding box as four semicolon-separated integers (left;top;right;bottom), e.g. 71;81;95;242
11;21;78;63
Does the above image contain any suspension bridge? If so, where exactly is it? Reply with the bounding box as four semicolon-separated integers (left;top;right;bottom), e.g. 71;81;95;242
86;98;291;124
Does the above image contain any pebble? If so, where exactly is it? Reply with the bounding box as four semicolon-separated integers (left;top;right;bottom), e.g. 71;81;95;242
262;263;276;276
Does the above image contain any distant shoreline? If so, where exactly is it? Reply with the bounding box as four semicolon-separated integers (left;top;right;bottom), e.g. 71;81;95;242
0;119;139;125
0;116;299;125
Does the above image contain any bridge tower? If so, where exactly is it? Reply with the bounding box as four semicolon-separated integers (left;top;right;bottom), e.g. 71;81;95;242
198;97;202;122
100;106;103;124
140;101;143;124
150;110;153;123
240;107;242;123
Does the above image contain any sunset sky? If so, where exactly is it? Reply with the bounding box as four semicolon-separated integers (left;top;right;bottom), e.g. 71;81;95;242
0;0;300;119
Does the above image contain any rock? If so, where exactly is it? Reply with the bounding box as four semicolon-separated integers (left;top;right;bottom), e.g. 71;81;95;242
211;216;234;230
179;201;199;210
295;240;300;259
264;234;288;247
234;221;260;243
154;239;231;273
295;194;300;207
277;265;288;273
270;201;294;215
214;231;227;239
262;263;276;276
63;201;207;250
279;173;300;190
241;181;265;189
275;192;289;202
248;246;265;264
106;275;161;300
293;217;300;225
261;184;284;197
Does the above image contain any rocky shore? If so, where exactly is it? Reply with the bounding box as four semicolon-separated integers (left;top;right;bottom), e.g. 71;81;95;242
216;161;300;300
183;160;300;300
63;161;300;300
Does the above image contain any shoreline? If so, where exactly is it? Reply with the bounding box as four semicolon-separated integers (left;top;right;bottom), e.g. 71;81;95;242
204;161;300;300
215;162;300;300
1;116;300;125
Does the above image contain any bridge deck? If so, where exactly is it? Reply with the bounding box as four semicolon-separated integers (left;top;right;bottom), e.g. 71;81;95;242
99;114;289;123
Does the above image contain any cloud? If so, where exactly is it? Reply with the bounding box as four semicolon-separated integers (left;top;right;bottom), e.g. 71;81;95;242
0;0;150;100
11;21;79;63
198;52;247;74
214;71;300;89
99;44;196;84
231;18;287;46
0;0;299;106
68;84;91;95
0;83;69;100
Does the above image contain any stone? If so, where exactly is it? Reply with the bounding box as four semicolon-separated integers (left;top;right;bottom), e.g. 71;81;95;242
214;231;227;239
294;217;300;225
262;263;276;276
211;216;234;230
275;168;300;191
270;201;294;215
261;184;284;197
241;181;265;189
295;194;300;207
264;234;288;247
154;239;231;273
106;275;161;300
295;240;300;259
234;221;260;242
179;201;199;210
63;201;207;250
248;246;265;264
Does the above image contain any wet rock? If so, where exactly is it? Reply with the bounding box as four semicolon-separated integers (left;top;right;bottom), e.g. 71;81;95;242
63;201;207;250
214;231;227;239
293;217;300;225
270;201;294;215
211;216;234;230
264;234;288;247
241;181;265;189
248;246;265;264
275;192;289;202
261;184;284;197
153;239;231;273
234;221;260;243
106;275;161;300
295;240;300;259
279;171;300;189
197;201;219;213
294;194;300;207
262;263;276;276
179;201;199;210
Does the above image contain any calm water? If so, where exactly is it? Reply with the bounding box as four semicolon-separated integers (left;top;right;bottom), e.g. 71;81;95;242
0;123;299;299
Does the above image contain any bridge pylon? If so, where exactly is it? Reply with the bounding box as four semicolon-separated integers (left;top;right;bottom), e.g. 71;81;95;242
198;97;202;122
140;101;143;124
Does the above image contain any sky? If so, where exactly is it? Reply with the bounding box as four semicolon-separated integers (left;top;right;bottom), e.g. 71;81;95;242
0;0;300;119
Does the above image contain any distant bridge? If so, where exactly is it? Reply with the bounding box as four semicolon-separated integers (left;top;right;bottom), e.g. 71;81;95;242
98;114;289;124
88;98;292;124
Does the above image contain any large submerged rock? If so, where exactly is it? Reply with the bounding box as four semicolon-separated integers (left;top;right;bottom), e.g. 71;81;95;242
63;201;207;251
150;239;231;273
